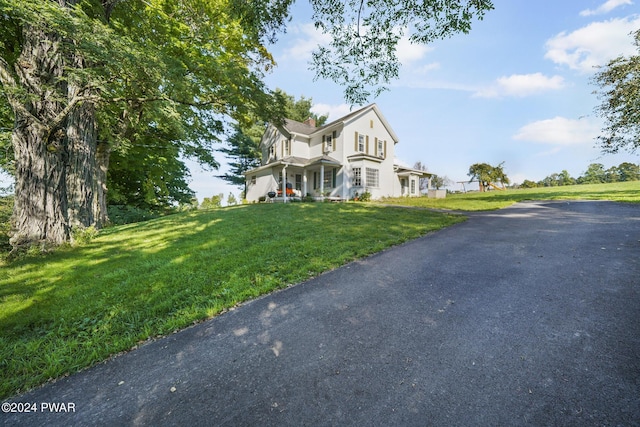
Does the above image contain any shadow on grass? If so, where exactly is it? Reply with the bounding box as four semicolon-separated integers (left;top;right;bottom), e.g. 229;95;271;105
0;203;464;398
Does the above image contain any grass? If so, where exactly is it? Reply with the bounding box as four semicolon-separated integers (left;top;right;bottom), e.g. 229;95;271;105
381;181;640;210
0;203;464;399
1;181;638;399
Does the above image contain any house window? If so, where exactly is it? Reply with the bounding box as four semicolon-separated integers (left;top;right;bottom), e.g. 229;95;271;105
251;175;256;185
295;174;302;191
284;139;290;156
352;167;362;186
269;145;275;158
324;135;332;152
314;169;336;189
366;168;379;188
377;139;384;158
358;135;365;152
411;179;416;194
323;168;336;188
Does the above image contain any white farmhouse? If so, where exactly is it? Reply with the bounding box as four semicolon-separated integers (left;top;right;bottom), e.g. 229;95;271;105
244;103;429;202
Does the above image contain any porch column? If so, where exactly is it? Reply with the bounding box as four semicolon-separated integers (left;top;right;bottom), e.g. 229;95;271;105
319;163;325;197
282;165;287;203
303;173;308;197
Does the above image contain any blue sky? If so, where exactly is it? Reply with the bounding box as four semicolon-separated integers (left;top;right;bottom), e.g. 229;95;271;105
188;0;640;199
2;0;639;199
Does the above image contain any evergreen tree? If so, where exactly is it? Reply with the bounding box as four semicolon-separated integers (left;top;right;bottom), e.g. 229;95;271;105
218;124;263;196
276;89;329;126
219;91;329;194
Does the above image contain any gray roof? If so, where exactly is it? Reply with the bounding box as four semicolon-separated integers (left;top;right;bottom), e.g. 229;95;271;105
282;104;376;136
283;118;316;136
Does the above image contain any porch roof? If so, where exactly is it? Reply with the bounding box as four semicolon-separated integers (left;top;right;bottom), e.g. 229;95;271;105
307;155;342;167
394;165;433;178
244;155;342;175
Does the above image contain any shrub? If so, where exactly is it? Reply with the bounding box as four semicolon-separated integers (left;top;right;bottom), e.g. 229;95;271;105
359;190;372;202
0;195;13;253
71;225;99;245
107;205;161;225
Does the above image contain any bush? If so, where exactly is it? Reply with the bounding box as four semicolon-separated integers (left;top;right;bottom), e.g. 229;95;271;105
359;190;372;202
0;195;13;253
71;225;99;245
107;205;161;225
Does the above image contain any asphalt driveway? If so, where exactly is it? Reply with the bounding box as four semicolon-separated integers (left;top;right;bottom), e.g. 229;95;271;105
2;200;639;426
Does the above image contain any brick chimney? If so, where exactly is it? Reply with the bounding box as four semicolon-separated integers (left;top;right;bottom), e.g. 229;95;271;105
303;117;316;127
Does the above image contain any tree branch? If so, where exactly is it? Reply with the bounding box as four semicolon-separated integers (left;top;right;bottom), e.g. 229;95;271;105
0;56;46;129
48;92;100;133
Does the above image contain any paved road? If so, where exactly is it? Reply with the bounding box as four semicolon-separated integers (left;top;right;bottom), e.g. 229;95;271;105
2;201;639;426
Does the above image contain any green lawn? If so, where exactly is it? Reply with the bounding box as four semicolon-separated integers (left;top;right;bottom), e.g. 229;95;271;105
382;181;640;210
1;181;639;399
0;203;464;399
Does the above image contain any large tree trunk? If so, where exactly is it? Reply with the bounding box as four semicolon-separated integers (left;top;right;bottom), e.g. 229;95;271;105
11;119;70;248
65;79;98;231
7;8;109;249
9;26;71;249
95;140;110;226
64;1;107;231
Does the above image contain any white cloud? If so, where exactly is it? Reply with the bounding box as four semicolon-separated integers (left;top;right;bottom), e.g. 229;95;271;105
545;16;640;73
311;103;351;122
416;62;441;73
513;116;602;145
280;23;331;62
396;37;433;65
282;24;433;67
580;0;633;16
473;73;565;98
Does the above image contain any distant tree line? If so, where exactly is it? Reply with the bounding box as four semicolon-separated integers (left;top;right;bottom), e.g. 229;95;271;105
519;162;640;188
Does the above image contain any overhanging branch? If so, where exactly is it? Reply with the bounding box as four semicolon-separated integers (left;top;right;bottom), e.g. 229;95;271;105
0;56;46;130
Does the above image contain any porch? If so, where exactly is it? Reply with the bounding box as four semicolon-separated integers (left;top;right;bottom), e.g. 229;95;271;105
263;195;345;203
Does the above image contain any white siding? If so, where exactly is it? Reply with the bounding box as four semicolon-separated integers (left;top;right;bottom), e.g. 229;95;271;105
245;169;277;202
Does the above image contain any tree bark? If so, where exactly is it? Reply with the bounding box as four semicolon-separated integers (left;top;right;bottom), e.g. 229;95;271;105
64;0;109;232
6;5;110;248
9;26;71;248
11;119;70;247
95;140;110;226
65;68;98;231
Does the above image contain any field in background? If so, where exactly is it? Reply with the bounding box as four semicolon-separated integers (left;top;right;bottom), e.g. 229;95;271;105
382;181;640;211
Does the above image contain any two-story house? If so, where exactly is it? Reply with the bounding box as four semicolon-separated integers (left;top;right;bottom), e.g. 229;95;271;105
244;103;429;202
